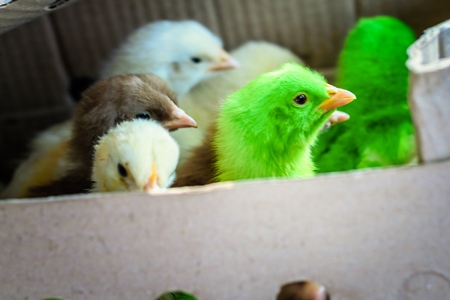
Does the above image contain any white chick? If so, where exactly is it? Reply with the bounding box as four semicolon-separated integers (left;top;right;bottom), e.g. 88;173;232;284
91;119;179;193
172;41;305;164
101;20;239;97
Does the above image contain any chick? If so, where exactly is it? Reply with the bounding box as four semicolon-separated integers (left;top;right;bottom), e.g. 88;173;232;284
276;281;330;300
173;41;350;164
101;20;239;97
172;63;356;187
91;119;179;193
171;41;305;164
11;74;196;198
312;16;417;173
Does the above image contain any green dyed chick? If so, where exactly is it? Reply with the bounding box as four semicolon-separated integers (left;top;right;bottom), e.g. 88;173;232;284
313;16;417;173
155;290;198;300
172;63;355;187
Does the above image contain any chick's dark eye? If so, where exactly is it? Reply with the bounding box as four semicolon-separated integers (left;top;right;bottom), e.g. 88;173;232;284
135;112;150;120
191;57;202;63
294;94;308;106
118;163;128;177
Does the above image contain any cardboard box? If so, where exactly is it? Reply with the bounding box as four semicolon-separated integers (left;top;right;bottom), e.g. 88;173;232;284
0;0;450;299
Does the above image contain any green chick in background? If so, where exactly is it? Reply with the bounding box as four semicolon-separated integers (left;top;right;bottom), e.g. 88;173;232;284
312;16;417;173
155;290;198;300
173;63;356;187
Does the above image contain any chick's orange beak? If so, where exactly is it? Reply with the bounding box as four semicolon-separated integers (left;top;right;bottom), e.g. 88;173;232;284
208;48;240;72
318;84;356;113
144;162;160;192
163;104;197;131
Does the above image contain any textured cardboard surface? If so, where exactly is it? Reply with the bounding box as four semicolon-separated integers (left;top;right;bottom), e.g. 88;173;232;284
1;161;450;300
47;0;450;79
356;0;450;36
0;0;80;34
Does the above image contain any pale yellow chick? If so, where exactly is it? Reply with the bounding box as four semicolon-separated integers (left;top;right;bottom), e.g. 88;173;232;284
91;119;179;193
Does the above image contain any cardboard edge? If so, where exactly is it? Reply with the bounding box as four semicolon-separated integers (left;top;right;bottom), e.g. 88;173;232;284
1;162;425;204
407;18;450;73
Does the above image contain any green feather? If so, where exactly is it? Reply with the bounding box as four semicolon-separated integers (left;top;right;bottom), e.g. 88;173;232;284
155;290;198;300
313;16;417;173
213;62;336;181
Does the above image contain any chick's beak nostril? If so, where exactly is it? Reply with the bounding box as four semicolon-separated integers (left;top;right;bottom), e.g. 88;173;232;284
163;108;197;131
325;83;339;97
319;84;356;112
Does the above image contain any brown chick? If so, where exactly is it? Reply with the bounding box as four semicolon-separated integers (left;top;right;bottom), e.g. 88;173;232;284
27;74;196;198
276;281;330;300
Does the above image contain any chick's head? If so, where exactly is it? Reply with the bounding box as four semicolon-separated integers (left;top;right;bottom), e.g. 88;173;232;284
223;63;356;145
102;20;239;97
92;119;180;193
163;21;239;96
76;73;197;137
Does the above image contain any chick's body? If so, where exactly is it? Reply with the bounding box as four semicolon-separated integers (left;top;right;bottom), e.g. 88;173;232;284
172;41;305;164
312;16;417;173
172;63;356;187
92;119;179;193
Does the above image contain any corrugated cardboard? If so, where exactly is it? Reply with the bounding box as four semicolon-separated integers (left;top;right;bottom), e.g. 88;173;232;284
0;16;73;183
0;0;450;299
0;0;80;34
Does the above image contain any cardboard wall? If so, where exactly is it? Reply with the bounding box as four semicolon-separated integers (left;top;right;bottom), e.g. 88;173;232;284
1;161;450;299
0;16;73;183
